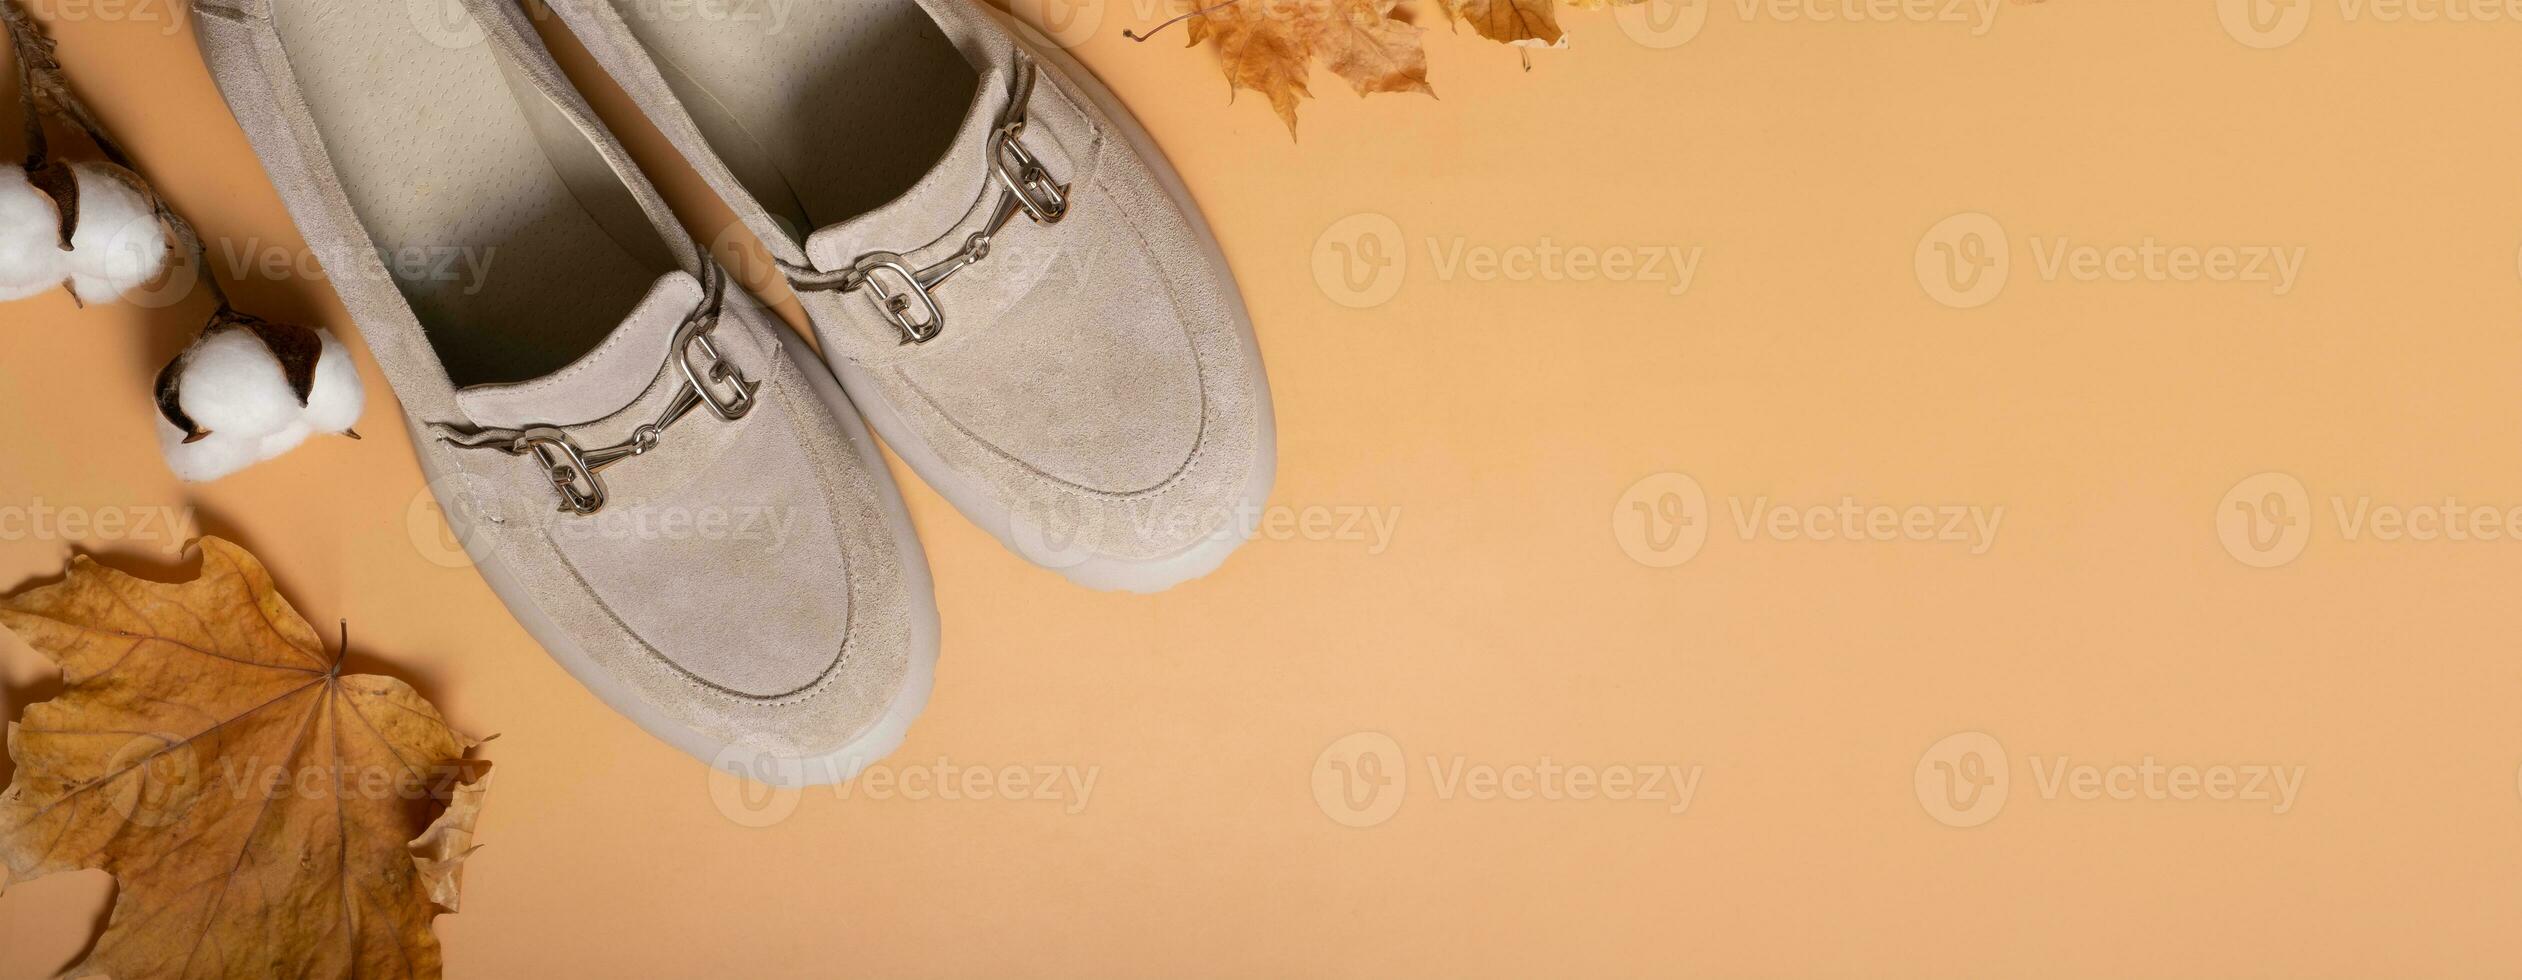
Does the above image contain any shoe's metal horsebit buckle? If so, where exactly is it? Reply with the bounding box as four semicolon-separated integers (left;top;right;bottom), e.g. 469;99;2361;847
799;52;1070;345
448;264;761;516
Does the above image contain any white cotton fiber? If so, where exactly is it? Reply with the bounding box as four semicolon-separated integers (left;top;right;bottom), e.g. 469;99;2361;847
254;420;313;460
0;164;68;302
176;328;303;440
63;162;171;305
157;324;369;482
156;416;262;483
301;329;366;433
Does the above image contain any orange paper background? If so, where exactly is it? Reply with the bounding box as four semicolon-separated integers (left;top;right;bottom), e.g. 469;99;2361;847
4;0;2520;975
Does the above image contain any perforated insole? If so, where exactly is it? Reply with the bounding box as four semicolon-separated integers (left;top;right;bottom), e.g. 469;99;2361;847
608;0;978;237
271;1;668;387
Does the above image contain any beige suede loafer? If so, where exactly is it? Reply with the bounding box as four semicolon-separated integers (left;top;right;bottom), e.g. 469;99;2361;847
548;0;1277;592
194;0;938;785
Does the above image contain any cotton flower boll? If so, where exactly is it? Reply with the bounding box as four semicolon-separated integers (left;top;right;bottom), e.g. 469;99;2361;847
63;162;171;305
155;400;313;484
156;416;263;483
175;328;303;440
301;329;366;434
0;164;68;302
154;318;366;482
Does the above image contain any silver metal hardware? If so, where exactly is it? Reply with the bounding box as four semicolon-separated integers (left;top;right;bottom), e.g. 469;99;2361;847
676;303;759;420
849;251;949;345
790;52;1072;346
444;262;759;516
990;60;1068;223
517;427;605;515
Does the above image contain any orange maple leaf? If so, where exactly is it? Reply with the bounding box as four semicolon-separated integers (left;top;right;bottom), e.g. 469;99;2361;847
0;538;490;979
1186;0;1432;134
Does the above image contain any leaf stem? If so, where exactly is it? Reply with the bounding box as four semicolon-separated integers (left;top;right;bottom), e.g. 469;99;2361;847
1124;0;1245;41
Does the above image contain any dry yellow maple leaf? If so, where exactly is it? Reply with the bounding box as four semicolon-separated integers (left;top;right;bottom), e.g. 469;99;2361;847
1182;0;1431;134
0;537;490;980
1166;0;2055;131
1436;0;1564;46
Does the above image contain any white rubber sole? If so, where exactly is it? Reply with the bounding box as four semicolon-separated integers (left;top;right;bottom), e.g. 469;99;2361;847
414;326;942;788
827;14;1279;594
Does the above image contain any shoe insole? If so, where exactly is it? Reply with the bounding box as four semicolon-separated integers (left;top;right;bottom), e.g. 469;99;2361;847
270;0;672;388
607;0;979;240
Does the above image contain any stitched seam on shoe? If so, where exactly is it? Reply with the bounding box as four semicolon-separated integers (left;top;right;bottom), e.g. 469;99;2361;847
804;54;1103;366
1041;71;1097;142
893;131;1227;502
544;353;858;708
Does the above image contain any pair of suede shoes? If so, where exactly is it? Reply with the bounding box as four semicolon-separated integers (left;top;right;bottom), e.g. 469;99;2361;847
192;0;1274;785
